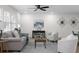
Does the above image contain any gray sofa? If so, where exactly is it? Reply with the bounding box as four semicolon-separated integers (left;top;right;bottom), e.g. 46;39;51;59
2;30;28;52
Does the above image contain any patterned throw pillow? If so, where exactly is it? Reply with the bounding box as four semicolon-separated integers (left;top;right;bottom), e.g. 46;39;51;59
12;30;20;38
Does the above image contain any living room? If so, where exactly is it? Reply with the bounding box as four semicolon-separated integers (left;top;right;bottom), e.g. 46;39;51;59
0;5;79;53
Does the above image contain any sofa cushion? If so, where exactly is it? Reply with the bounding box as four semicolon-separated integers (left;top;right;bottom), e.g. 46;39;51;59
2;31;13;38
61;34;78;41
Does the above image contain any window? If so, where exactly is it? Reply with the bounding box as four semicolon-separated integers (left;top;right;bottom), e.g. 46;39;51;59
4;11;10;22
3;11;11;31
0;8;19;31
0;8;3;22
10;15;17;30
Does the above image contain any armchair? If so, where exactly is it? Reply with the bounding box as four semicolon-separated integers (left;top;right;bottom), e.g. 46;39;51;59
58;34;78;53
47;32;60;42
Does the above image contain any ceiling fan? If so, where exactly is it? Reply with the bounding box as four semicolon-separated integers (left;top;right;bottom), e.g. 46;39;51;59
34;5;49;11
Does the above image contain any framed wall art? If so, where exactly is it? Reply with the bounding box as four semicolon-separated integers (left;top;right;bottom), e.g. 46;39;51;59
57;17;66;26
70;17;79;27
34;19;44;30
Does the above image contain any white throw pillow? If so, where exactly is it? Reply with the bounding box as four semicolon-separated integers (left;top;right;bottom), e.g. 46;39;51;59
12;30;20;38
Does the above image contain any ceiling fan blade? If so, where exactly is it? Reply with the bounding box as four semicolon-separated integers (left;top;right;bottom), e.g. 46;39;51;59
41;6;49;8
27;8;36;9
40;8;46;11
34;8;38;11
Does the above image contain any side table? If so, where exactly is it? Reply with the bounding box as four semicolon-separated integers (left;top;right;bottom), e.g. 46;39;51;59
0;39;8;53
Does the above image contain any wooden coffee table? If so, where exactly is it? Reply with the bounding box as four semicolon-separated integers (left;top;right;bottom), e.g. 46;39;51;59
34;37;47;48
32;30;46;48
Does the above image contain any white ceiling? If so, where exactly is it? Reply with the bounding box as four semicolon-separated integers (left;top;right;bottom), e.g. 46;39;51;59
11;5;79;15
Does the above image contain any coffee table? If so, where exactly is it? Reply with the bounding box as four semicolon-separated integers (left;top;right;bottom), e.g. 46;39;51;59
34;37;47;48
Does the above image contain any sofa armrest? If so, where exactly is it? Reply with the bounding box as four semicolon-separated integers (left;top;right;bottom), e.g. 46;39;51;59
20;33;28;37
21;36;26;40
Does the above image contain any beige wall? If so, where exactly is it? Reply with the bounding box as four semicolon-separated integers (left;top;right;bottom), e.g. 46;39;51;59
21;13;79;37
3;5;79;38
